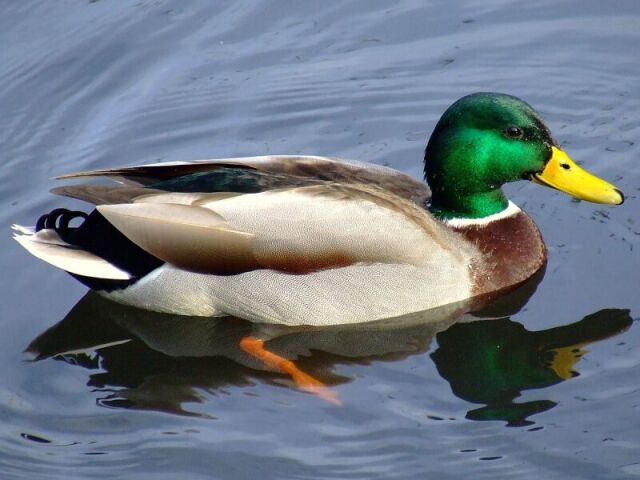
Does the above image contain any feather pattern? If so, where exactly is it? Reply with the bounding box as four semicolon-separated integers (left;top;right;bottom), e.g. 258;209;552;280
16;155;481;324
97;203;257;275
51;185;166;205
56;156;430;205
102;262;474;325
96;184;478;275
96;184;480;324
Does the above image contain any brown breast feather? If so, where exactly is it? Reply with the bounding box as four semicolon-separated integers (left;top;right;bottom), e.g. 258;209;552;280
452;211;547;306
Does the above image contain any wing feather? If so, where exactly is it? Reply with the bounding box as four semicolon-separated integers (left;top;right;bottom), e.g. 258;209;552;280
51;185;166;205
204;183;475;270
55;156;430;204
97;203;258;274
94;184;475;277
94;184;479;324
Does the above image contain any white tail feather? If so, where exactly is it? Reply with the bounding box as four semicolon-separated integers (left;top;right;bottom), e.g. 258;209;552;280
13;227;131;280
11;224;35;235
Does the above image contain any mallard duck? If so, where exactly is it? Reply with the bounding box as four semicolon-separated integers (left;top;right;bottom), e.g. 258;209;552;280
14;93;623;327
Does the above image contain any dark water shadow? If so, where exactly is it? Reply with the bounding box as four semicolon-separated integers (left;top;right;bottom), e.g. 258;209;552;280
26;273;632;425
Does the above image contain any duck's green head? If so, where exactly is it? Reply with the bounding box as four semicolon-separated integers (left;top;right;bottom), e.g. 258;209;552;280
424;93;623;220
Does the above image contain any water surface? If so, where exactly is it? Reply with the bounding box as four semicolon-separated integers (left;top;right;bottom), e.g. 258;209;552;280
1;1;639;478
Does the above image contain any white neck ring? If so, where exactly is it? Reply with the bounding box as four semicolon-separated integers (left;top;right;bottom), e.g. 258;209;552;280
443;201;521;228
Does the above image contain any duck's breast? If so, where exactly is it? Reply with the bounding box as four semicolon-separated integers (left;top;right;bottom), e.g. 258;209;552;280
450;204;547;303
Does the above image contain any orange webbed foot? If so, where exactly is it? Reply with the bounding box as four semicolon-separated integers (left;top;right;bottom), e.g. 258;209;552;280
240;336;341;405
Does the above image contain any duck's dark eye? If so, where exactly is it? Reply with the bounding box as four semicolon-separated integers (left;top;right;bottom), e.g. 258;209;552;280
505;126;524;139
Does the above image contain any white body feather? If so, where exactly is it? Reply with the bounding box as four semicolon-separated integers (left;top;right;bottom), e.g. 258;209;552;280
100;188;478;325
102;262;474;326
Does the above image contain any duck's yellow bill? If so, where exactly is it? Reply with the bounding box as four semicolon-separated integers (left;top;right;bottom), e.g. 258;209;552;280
532;146;624;205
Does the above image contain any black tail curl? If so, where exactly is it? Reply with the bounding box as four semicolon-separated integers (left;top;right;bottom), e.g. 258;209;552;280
34;208;163;291
35;208;89;240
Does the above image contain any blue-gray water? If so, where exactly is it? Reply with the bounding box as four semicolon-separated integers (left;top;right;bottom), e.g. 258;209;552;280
1;1;639;478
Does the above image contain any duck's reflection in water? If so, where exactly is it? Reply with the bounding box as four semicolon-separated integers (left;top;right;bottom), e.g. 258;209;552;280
432;309;631;426
27;274;631;425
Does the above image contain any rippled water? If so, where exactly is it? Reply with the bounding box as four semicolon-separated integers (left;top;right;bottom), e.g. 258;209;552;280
2;1;639;478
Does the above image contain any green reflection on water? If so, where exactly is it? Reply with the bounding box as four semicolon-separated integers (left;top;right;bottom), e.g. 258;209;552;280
432;309;631;426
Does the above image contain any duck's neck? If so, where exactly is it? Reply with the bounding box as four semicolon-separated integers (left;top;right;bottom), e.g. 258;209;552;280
429;189;509;220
